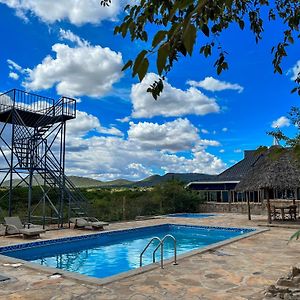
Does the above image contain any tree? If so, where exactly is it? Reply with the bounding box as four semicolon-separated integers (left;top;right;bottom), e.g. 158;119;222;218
268;107;300;148
101;0;300;99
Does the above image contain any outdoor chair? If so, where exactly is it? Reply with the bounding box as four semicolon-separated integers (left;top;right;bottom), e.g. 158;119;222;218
70;217;109;230
4;216;45;238
271;206;281;220
287;205;297;220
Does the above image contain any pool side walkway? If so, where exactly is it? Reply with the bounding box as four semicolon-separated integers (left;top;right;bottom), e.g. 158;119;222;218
0;213;299;299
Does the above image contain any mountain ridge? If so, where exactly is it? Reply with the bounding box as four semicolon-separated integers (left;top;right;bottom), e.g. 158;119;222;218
2;173;217;188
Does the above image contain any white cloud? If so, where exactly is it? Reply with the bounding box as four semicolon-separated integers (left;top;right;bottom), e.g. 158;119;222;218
7;59;24;72
7;59;30;79
9;72;19;80
199;139;220;147
128;118;200;152
116;116;131;123
59;29;88;47
187;77;244;93
22;32;123;97
201;129;209;134
61;113;226;180
234;149;242;153
0;0;126;25
222;127;228;132
128;118;221;152
290;60;300;81
271;116;290;129
219;149;225;153
131;73;220;118
64;134;225;180
68;110;123;137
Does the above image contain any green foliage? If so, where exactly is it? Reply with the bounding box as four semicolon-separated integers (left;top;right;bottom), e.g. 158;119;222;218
0;180;203;223
268;147;285;160
85;180;201;221
255;145;268;156
268;107;300;150
290;229;300;242
102;0;300;99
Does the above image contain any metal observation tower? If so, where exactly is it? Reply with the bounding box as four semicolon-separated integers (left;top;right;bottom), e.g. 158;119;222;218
0;89;88;227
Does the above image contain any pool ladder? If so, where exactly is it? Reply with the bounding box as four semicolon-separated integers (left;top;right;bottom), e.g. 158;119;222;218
140;234;177;269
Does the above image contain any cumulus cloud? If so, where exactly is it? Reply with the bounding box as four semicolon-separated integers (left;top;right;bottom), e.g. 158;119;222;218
61;113;226;180
0;0;126;25
290;60;300;81
64;135;225;180
131;73;220;118
22;31;123;97
68;110;123;137
128;119;200;152
222;127;228;132
271;116;290;128
201;129;209;134
187;77;244;93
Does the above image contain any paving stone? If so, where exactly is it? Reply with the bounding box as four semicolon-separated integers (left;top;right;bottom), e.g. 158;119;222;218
0;214;298;299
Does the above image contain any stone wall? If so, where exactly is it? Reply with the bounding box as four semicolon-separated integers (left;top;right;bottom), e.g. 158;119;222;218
199;200;300;215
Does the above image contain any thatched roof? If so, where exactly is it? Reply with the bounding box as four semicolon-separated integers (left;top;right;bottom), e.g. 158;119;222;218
235;146;300;192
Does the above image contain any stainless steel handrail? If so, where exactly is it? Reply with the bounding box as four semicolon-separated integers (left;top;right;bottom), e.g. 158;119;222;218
153;234;177;268
140;237;162;268
140;234;178;269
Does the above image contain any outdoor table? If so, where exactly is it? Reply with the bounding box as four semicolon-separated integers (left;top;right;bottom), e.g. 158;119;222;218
272;205;297;220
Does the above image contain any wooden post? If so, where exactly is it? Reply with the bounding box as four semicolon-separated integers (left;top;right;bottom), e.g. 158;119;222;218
246;191;251;220
266;188;272;224
227;190;231;212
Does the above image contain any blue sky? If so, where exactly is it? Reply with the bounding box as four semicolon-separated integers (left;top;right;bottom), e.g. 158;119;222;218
0;1;299;181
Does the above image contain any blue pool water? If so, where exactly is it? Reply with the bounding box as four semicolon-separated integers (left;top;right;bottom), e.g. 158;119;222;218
0;224;254;279
168;213;215;218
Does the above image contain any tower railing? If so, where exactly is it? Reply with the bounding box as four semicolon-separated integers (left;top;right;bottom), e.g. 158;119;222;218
0;89;76;120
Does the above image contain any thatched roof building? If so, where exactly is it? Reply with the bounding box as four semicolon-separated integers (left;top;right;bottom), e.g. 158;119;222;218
235;146;300;192
235;146;300;223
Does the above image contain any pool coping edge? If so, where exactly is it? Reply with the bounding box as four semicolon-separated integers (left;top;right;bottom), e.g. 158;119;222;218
0;225;268;286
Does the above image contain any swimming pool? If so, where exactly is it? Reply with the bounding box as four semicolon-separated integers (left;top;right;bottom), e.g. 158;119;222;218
0;224;254;279
167;213;215;218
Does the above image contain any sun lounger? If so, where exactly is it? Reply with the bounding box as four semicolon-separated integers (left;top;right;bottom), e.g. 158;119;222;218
70;217;109;230
4;216;45;238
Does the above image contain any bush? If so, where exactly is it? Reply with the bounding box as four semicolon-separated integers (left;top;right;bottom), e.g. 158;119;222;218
0;180;203;223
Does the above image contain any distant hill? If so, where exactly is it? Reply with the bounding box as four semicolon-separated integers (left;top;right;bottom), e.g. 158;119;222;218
2;176;133;188
131;173;217;187
68;176;104;188
2;173;216;189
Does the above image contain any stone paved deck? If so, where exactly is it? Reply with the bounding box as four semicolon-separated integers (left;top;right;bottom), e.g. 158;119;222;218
0;213;299;300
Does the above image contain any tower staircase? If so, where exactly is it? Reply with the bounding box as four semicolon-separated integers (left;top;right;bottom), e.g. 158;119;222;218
0;89;89;227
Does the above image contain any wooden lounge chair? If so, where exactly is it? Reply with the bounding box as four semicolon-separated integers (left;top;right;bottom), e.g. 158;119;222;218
4;217;45;238
70;217;109;230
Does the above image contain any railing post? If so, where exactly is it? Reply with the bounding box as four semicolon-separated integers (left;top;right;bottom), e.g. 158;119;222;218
173;238;177;265
160;242;164;269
